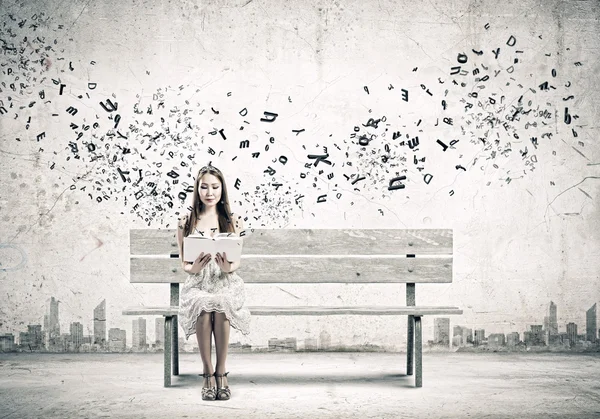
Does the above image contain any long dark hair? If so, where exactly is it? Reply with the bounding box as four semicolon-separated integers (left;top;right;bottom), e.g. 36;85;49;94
182;164;235;237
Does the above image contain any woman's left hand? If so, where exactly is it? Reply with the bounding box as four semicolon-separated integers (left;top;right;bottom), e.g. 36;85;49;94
215;252;232;273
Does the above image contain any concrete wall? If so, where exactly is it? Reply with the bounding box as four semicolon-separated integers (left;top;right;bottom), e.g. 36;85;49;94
1;0;599;351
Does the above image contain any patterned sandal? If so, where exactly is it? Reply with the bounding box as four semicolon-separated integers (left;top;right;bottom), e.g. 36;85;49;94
201;373;217;401
214;372;231;400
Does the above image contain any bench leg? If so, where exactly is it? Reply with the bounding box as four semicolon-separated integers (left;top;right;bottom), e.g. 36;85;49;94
406;283;416;376
172;316;179;376
164;316;172;387
407;315;414;376
170;283;180;376
414;316;422;388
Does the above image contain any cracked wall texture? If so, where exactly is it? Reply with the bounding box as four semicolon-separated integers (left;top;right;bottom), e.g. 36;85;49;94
0;0;599;351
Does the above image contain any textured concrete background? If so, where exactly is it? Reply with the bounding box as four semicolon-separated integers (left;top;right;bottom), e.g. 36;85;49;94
0;0;599;350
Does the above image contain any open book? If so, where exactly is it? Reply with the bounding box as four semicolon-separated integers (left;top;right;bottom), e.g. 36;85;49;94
183;233;243;264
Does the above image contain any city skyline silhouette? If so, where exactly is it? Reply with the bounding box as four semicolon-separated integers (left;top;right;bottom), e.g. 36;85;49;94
1;297;598;353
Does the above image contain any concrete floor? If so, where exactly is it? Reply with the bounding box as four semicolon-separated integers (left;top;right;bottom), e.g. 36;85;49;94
1;352;599;419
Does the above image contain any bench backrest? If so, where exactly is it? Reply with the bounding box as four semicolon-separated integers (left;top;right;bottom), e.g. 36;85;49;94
129;229;453;284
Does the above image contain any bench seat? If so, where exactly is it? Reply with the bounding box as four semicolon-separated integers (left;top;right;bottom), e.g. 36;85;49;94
125;228;462;388
123;305;463;316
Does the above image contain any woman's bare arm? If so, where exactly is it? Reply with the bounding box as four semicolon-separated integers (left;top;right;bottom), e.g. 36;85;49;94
177;215;195;274
225;214;244;273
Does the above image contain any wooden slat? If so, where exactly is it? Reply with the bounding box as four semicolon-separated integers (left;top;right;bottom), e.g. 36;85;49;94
129;256;453;284
123;306;180;316
130;229;453;256
123;306;463;316
245;306;464;315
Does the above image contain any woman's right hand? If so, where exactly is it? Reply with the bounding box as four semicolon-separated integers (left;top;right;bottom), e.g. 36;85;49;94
189;252;211;274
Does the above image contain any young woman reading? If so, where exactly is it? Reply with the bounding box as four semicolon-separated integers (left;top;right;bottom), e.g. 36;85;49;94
176;164;251;401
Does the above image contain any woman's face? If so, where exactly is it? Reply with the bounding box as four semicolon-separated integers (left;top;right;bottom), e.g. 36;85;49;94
198;173;222;209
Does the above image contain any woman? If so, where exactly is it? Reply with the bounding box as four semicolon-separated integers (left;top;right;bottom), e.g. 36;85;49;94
176;163;251;401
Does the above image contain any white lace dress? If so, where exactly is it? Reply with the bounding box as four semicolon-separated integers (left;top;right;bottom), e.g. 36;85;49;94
179;253;251;340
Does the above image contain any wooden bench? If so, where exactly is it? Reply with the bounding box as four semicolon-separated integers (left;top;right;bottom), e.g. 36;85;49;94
123;228;462;388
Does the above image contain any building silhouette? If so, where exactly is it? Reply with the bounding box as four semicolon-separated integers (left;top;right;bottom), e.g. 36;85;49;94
451;335;461;347
93;299;106;348
57;333;70;352
305;337;317;351
474;329;485;346
586;303;597;343
544;301;558;345
488;333;506;347
227;341;252;352
319;330;331;350
108;328;127;352
0;333;15;352
132;317;147;351
465;328;473;344
524;325;544;346
434;318;450;347
268;337;297;351
452;326;473;347
566;322;578;346
20;325;43;350
70;322;84;350
506;332;520;347
43;297;60;349
155;318;165;349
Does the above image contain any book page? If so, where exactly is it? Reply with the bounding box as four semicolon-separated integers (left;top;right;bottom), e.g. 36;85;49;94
183;236;243;264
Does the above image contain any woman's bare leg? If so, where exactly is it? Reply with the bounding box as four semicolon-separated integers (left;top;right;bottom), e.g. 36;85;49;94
213;312;230;387
195;310;215;387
